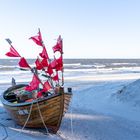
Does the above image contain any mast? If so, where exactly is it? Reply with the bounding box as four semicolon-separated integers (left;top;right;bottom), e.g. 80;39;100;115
61;37;64;86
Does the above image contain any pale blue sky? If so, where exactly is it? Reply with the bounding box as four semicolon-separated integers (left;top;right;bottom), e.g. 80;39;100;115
0;0;140;58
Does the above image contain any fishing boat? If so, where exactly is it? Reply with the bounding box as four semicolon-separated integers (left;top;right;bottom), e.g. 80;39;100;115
1;84;72;133
0;29;72;133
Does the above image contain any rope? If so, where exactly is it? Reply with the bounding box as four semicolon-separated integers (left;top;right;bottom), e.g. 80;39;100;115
6;101;34;140
36;99;49;134
56;132;68;140
36;99;69;140
70;101;74;137
21;102;33;131
56;98;74;140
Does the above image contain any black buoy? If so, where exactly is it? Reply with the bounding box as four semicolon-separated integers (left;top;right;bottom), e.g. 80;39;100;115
67;87;72;93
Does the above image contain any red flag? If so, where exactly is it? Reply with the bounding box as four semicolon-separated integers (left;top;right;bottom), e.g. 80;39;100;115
35;58;48;70
46;64;53;75
50;56;63;71
43;81;51;91
25;74;40;91
39;47;49;59
52;35;63;53
57;56;63;71
35;58;43;70
37;91;43;98
18;57;30;68
29;30;43;47
5;46;21;57
50;58;57;69
52;73;59;81
41;58;48;67
37;89;45;98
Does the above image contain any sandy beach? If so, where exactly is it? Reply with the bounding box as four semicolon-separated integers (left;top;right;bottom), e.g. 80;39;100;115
0;71;140;140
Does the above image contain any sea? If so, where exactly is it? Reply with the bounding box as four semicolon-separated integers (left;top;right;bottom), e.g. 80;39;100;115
0;59;140;85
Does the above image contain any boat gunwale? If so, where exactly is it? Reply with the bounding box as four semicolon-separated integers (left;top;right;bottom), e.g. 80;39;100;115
1;86;72;107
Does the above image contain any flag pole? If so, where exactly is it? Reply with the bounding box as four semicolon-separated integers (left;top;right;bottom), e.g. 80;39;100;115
37;28;55;89
61;37;64;86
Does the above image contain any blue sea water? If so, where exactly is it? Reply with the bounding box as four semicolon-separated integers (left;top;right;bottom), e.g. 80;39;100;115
1;59;140;70
0;59;140;84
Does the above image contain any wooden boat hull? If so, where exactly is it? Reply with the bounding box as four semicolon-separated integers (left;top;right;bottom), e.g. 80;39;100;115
1;84;72;133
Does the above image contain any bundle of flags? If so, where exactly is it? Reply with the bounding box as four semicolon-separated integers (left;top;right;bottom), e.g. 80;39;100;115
30;30;63;83
5;29;64;98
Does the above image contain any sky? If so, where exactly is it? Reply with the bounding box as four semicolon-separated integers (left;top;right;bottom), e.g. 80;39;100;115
0;0;140;59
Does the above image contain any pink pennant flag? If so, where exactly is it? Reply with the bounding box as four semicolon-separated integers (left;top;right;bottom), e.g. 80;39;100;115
35;58;43;70
50;58;58;69
50;56;63;71
29;29;43;47
41;58;48;67
18;57;30;68
46;64;53;75
35;58;48;70
37;89;45;98
52;35;63;53
52;73;59;81
25;74;40;91
5;46;21;57
43;81;51;91
39;47;49;59
56;55;63;71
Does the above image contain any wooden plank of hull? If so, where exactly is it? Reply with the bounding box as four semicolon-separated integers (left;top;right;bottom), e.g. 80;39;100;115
63;93;72;114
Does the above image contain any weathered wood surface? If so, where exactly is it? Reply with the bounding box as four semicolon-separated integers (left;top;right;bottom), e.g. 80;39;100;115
1;85;72;133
